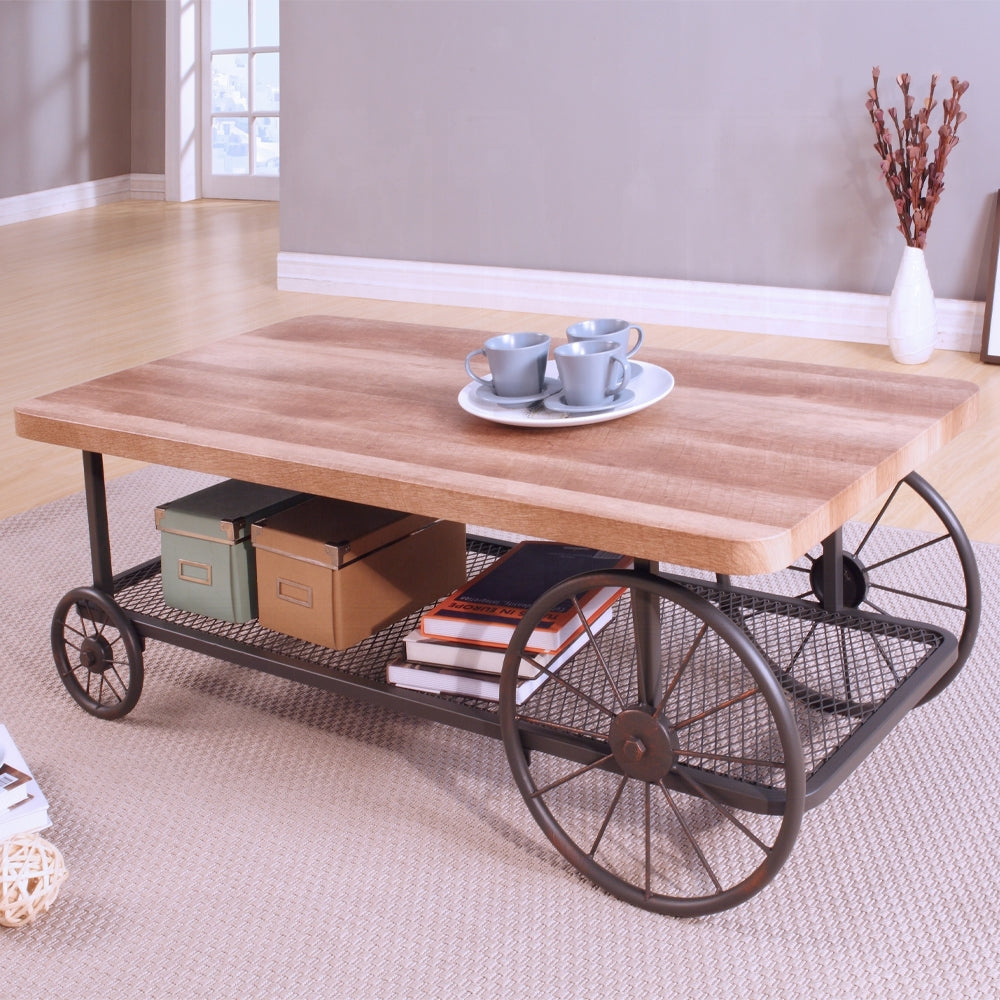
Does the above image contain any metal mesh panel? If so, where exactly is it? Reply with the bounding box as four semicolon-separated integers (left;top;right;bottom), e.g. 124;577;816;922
113;544;946;798
681;584;941;781
114;539;510;691
517;582;944;791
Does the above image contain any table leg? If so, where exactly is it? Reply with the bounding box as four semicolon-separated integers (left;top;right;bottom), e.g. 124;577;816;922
82;451;114;596
820;529;845;612
632;558;662;707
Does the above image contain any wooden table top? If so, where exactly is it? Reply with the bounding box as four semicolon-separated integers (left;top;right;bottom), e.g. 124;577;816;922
14;315;979;575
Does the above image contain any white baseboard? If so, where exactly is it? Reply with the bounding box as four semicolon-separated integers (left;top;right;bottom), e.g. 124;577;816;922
0;173;166;226
129;174;167;201
277;251;985;353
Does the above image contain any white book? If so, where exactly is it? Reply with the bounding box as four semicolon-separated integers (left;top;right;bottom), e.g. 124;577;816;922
0;725;51;840
403;629;560;680
388;610;611;704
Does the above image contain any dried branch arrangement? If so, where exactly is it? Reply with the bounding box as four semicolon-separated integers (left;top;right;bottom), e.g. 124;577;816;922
865;67;969;248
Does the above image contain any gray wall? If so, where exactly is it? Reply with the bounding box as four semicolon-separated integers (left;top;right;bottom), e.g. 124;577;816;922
131;0;166;174
0;0;164;199
280;0;1000;302
2;0;994;304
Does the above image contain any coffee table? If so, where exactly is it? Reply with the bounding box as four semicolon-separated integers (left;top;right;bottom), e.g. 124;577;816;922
14;315;981;915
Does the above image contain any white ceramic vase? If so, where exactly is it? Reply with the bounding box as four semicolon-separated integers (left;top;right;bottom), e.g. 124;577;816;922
886;245;936;365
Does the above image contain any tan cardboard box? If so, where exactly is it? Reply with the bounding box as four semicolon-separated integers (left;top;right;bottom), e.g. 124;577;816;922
251;497;467;650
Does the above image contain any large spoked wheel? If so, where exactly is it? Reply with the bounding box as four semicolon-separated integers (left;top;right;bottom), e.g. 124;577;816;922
783;473;980;705
498;569;806;917
51;587;144;719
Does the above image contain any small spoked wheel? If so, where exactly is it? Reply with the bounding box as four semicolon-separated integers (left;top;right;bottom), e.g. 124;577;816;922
498;569;805;917
51;587;144;719
785;473;980;704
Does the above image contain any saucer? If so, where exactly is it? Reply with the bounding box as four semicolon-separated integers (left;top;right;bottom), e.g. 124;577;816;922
458;361;673;428
544;388;636;415
474;376;562;408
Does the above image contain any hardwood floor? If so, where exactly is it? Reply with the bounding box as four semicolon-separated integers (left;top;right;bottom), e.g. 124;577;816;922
3;198;999;543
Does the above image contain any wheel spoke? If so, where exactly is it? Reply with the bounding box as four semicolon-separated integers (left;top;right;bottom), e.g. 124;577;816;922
674;768;773;855
853;480;904;557
676;747;788;771
653;621;708;717
838;631;855;703
644;782;652;900
866;581;967;612
63;622;89;643
571;595;628;711
868;632;903;685
863;532;951;572
788;622;819;670
105;664;130;701
527;668;618;721
671;685;759;733
588;774;628;857
98;671;126;706
860;595;890;616
529;752;616;799
658;780;723;892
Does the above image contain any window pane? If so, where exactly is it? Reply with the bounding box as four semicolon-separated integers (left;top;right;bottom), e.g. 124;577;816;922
253;52;279;112
253;0;279;46
211;0;248;49
212;117;250;175
211;54;248;113
254;118;280;175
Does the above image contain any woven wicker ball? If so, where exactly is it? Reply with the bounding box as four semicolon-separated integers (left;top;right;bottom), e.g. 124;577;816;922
0;833;68;927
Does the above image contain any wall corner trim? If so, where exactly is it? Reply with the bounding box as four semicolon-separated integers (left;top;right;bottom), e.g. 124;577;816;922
276;251;985;354
0;174;166;226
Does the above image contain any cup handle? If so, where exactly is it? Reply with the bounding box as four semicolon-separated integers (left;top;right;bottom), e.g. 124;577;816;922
626;325;644;358
465;348;492;386
608;357;628;396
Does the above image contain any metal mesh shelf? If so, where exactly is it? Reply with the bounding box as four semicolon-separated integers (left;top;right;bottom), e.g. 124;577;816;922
111;542;955;811
113;538;511;714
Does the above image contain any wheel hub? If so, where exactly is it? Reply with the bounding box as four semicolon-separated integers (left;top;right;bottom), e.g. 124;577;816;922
608;708;677;782
79;634;114;674
809;553;869;608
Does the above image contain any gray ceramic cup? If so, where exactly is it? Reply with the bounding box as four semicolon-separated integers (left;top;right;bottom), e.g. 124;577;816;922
553;340;629;407
465;332;551;397
566;318;644;359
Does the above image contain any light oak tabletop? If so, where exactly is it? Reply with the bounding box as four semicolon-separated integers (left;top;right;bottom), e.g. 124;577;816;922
14;315;979;575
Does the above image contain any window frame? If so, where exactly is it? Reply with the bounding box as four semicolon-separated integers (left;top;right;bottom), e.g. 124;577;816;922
199;0;280;201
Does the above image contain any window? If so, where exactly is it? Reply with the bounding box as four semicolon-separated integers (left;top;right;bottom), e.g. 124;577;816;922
201;0;279;200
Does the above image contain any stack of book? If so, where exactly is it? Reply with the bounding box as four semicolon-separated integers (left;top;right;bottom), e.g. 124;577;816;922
0;725;51;841
387;541;629;703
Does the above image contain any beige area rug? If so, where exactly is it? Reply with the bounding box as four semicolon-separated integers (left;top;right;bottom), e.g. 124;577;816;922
2;465;998;999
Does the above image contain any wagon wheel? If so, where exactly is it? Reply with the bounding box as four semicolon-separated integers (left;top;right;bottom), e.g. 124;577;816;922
498;569;806;917
784;472;980;705
51;587;144;719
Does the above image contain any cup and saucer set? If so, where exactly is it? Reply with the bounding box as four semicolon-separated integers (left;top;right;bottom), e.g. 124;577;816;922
458;319;674;427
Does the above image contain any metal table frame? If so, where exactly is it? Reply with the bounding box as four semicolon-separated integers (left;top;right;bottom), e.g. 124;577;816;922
55;448;980;916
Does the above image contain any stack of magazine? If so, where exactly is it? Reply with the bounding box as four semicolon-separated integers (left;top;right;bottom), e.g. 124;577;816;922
387;540;629;703
0;725;51;841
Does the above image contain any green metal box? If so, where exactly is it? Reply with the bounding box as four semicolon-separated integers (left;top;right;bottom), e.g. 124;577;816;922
155;480;306;623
